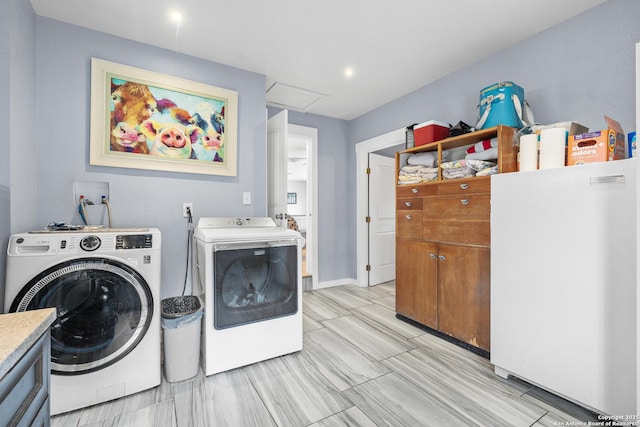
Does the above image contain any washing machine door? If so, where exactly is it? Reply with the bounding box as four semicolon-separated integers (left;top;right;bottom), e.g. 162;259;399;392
9;257;153;375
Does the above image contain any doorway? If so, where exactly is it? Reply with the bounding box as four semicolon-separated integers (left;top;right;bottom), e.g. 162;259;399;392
267;111;318;291
287;124;318;290
355;128;405;286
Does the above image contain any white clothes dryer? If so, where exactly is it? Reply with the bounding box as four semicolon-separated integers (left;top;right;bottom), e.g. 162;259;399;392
193;217;304;376
4;228;161;415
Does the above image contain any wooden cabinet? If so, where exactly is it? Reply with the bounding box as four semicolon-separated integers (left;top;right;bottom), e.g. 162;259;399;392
396;240;438;328
395;125;515;353
436;244;490;351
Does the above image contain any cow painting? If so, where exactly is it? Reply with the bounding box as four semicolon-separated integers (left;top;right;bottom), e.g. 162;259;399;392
109;81;175;154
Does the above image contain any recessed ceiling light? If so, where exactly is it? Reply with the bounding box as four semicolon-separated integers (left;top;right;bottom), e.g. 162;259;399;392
170;11;183;23
344;67;355;78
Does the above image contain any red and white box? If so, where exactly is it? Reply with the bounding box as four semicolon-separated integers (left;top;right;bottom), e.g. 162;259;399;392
413;120;450;147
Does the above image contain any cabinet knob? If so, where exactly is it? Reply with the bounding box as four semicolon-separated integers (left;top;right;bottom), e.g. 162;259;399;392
460;199;469;205
405;215;412;220
460;183;469;190
438;255;446;261
429;253;437;259
404;201;412;207
411;188;419;194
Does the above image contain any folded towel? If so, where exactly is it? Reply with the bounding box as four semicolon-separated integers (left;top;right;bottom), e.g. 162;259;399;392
398;165;438;183
466;138;498;154
466;147;498;161
440;159;467;169
400;166;438;176
407;151;437;167
441;159;476;180
476;165;498;176
401;165;424;173
465;159;496;172
398;177;422;184
443;168;476;180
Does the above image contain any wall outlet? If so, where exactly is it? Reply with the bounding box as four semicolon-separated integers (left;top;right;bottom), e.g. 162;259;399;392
242;192;251;205
183;202;193;218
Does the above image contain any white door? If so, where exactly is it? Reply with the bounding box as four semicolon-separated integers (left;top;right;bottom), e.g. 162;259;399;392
368;153;396;285
267;110;288;226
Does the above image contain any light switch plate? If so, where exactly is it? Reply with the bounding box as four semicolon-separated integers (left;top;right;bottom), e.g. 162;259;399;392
242;192;251;205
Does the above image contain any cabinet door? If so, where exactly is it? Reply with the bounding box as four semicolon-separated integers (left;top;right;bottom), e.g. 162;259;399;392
395;240;438;328
437;244;490;351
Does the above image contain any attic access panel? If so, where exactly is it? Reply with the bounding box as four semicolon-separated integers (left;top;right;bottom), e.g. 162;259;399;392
266;82;327;112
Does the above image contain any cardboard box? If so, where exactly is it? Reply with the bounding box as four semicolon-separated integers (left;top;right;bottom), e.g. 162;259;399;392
568;116;625;166
414;120;449;147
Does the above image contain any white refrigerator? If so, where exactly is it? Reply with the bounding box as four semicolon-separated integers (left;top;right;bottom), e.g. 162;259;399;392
491;159;637;416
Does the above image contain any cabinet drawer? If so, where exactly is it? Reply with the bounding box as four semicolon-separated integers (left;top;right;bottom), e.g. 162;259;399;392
397;211;423;239
396;184;437;198
436;177;490;195
397;198;423;211
422;220;489;246
423;194;490;221
0;332;50;427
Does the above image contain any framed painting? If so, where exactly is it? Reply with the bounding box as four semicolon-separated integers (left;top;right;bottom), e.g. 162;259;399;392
90;57;238;176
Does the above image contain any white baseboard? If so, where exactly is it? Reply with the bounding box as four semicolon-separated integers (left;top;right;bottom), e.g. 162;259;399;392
313;278;358;290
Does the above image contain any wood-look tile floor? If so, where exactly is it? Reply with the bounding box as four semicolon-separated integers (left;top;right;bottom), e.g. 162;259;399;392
51;281;599;427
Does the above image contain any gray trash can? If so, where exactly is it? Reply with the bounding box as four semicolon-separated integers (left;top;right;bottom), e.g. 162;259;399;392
161;296;203;383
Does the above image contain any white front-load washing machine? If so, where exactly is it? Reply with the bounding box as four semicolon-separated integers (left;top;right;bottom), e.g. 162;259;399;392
4;228;161;415
193;217;304;376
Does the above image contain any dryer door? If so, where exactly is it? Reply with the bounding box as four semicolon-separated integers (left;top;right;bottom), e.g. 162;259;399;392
213;239;298;329
9;257;153;375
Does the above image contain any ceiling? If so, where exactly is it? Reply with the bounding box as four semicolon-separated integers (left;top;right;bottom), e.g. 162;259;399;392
30;0;606;120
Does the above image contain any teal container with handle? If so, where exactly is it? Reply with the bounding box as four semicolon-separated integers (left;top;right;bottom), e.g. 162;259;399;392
476;81;533;129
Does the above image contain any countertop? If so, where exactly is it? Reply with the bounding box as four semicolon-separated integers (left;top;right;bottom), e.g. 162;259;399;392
0;308;56;379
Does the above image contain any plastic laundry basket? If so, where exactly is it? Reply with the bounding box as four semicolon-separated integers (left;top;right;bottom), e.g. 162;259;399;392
161;295;202;383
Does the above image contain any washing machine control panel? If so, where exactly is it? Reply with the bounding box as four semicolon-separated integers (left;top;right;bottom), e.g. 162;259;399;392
116;234;153;249
9;230;158;256
80;235;101;251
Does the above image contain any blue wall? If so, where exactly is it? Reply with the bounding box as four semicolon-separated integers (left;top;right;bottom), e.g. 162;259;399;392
1;0;38;311
3;0;639;303
0;0;10;312
350;0;640;144
268;108;353;282
0;1;9;189
33;17;268;299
